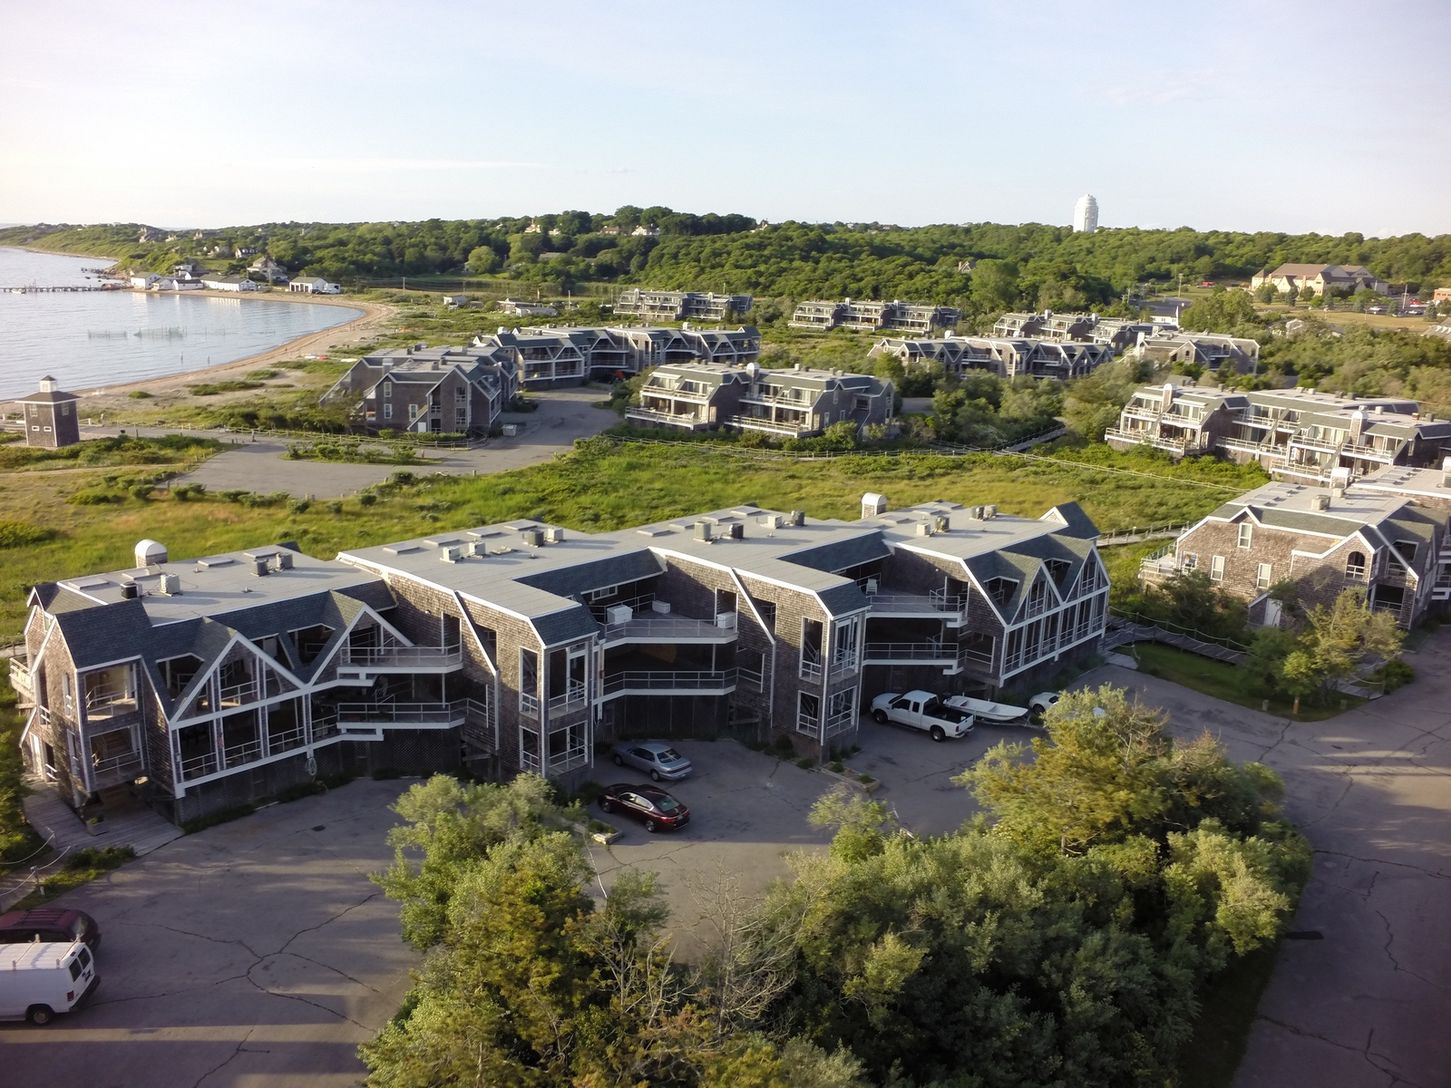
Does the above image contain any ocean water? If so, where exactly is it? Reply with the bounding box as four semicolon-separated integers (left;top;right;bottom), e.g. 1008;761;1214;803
0;247;364;400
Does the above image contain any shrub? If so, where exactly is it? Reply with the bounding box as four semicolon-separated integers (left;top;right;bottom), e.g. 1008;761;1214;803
63;845;134;871
68;488;123;505
795;756;814;769
358;492;378;507
1373;659;1414;692
130;483;153;501
128;390;152;399
0;520;57;548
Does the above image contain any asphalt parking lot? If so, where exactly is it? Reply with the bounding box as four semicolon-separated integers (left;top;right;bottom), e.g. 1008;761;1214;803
2;779;418;1088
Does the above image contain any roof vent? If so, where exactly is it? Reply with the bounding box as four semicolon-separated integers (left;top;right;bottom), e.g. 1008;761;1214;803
862;492;888;518
135;539;168;567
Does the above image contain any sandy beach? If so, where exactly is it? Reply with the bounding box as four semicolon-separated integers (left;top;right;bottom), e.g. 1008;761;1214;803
3;288;397;415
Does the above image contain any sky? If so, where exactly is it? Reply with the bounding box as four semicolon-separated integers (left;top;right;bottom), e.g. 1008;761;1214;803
3;1;1449;237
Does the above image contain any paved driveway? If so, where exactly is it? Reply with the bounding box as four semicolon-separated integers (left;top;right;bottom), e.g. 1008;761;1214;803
154;388;620;499
1078;643;1451;1088
2;780;417;1088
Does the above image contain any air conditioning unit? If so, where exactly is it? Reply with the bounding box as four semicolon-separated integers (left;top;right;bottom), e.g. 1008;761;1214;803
521;528;544;547
695;522;714;542
651;600;672;615
607;605;633;625
916;522;933;536
545;526;565;543
727;522;744;540
440;545;462;563
715;611;738;630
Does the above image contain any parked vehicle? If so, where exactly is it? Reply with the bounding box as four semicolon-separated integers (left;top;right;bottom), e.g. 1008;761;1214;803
0;941;99;1024
1028;692;1061;719
611;741;693;781
870;690;974;741
940;693;1030;724
598;783;690;832
0;908;101;952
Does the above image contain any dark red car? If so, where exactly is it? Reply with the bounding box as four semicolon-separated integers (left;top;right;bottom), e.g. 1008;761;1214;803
0;907;101;951
599;783;690;832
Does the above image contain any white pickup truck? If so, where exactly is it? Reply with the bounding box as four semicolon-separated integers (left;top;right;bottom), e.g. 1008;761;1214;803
869;690;974;741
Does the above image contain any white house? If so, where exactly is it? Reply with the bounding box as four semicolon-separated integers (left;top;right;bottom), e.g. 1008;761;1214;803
288;277;341;295
200;275;260;293
129;273;159;289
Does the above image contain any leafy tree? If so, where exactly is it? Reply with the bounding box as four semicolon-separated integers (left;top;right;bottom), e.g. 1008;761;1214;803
1279;588;1403;705
372;773;572;950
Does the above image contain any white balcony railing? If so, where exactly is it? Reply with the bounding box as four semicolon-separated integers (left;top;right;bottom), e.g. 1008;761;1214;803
178;752;218;781
222;738;263;767
548;685;589;713
863;641;959;663
602;615;733;644
822;706;856;737
267;726;307;754
341;645;463;670
601;669;735;697
91;749;143;779
334;700;466;726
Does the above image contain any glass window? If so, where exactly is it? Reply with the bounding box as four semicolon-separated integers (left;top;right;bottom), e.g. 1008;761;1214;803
1237;523;1253;549
1210;555;1225;583
1256;563;1272;590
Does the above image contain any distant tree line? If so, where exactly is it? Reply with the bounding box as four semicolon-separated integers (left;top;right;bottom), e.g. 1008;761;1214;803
6;213;1450;318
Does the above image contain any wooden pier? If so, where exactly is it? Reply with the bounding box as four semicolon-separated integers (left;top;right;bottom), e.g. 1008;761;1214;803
0;284;127;294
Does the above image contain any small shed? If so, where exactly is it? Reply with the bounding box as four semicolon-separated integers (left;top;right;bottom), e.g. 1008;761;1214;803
18;376;81;448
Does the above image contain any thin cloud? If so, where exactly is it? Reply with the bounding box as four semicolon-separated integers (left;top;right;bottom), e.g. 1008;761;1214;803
268;157;544;173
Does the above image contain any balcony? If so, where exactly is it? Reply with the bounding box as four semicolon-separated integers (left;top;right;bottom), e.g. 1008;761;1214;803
9;656;33;705
863;641;962;670
625;407;709;430
866;591;966;621
731;415;813;437
600;668;736;700
84;686;140;723
1104;427;1191;453
548;684;589;714
334;700;467;729
822;706;857;738
339;644;463;676
602;615;736;646
640;383;712;402
178;751;218;782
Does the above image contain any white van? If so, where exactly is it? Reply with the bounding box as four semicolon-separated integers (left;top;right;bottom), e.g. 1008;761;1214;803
0;941;100;1024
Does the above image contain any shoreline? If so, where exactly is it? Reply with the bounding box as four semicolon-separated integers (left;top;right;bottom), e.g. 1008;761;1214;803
1;287;396;410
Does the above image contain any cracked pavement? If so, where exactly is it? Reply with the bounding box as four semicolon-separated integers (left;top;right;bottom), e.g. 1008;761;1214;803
1081;631;1451;1088
1;778;418;1088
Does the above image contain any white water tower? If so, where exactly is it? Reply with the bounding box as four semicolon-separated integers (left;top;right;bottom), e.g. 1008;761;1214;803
1073;193;1099;234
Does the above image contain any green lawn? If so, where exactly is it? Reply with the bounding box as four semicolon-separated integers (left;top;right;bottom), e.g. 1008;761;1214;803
1124;641;1360;721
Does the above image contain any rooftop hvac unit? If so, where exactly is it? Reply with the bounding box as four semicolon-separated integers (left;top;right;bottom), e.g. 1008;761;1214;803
252;557;270;577
1313;495;1330;510
651;600;672;614
440;545;462;563
120;582;139;599
135;539;168;567
727;522;744;540
983;504;997;519
695;521;714;542
467;540;489;558
788;510;805;526
158;573;182;596
545;526;565;543
521;528;544;548
273;551;294;571
934;515;950;533
607;605;633;625
916;522;933;536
